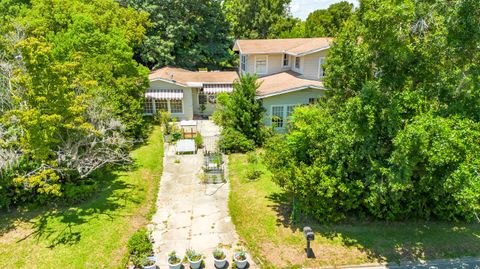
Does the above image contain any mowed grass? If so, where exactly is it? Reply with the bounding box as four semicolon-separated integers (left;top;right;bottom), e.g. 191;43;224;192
228;153;480;269
0;126;164;269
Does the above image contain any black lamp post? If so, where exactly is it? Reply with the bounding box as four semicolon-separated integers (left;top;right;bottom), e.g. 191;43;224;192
303;226;315;258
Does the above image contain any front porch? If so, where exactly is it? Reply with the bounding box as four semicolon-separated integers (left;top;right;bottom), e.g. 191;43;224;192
144;84;234;120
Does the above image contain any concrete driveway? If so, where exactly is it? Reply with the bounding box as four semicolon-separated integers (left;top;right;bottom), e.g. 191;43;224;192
151;121;257;268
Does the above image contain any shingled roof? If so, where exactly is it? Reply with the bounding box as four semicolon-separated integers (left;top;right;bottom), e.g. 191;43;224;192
149;67;239;86
256;71;325;98
233;38;333;56
149;68;325;97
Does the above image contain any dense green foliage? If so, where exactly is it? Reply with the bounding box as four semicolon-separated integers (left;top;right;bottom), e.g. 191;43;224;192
305;1;353;37
265;0;480;222
214;74;266;153
127;0;232;70
223;0;296;39
127;228;153;256
279;1;354;38
0;0;149;209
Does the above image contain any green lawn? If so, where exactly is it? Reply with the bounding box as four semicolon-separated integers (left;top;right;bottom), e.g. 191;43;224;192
229;153;480;269
0;126;164;269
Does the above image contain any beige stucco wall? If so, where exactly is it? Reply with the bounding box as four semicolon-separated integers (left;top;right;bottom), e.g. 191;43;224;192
301;50;328;80
239;50;328;80
148;80;194;120
242;53;292;77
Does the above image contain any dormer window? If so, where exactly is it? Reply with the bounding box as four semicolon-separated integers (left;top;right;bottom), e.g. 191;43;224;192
255;55;268;75
295;57;301;69
241;55;247;72
282;54;289;67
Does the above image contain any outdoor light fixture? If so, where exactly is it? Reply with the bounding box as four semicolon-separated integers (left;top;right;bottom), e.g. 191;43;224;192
303;226;315;258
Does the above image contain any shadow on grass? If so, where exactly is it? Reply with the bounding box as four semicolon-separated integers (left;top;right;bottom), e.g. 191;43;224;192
267;191;480;264
0;165;141;248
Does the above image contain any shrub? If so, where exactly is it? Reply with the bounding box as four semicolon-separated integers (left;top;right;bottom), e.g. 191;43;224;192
246;151;259;164
155;110;172;134
213;74;266;153
127;228;152;256
245;167;263;181
219;128;255;153
194;134;203;149
62;181;98;204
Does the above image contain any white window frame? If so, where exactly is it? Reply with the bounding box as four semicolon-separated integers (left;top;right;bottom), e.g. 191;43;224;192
254;55;268;75
318;56;326;79
295;57;301;69
148;99;184;115
144;98;154;115
241;54;248;72
155;99;169;113
270;104;298;129
286;105;296;118
271;105;285;128
169;99;184;114
282;54;290;67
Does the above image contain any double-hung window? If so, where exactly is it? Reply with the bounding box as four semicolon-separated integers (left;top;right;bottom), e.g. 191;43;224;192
271;106;285;128
170;99;183;113
286;105;295;118
255;56;267;75
282;54;289;67
241;55;247;72
295;57;300;70
155;99;168;112
319;57;326;78
144;98;154;114
295;57;301;69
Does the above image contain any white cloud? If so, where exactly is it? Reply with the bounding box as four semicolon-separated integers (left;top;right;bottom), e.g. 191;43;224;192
290;0;359;20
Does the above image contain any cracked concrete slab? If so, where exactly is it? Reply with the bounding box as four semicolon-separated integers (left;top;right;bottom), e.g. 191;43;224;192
151;121;257;269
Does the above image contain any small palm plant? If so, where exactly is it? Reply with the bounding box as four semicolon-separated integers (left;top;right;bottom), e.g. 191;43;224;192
168;251;181;264
212;248;227;268
235;250;246;261
185;248;203;269
213;248;226;260
233;249;248;269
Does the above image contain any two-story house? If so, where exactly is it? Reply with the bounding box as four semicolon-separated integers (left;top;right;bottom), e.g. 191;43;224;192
145;38;331;128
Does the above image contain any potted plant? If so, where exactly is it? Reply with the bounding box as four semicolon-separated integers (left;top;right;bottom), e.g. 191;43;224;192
142;256;156;269
131;254;156;269
128;228;155;269
212;248;227;268
233;250;248;269
167;251;182;269
185;248;203;269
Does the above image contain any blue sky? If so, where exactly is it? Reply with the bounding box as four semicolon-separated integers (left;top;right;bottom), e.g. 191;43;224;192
290;0;359;20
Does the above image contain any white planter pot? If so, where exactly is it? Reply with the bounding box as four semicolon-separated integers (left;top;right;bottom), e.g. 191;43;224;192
188;258;202;269
213;256;227;268
234;253;248;269
143;256;156;269
167;255;182;269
